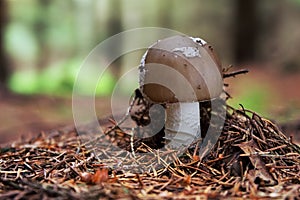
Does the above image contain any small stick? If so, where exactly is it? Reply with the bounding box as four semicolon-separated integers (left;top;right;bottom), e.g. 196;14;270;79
223;69;249;78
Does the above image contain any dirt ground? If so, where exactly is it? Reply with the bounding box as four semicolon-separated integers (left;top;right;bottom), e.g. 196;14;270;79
0;67;299;145
0;94;112;145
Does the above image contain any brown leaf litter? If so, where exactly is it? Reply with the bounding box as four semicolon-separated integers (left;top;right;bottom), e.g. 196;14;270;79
0;104;299;200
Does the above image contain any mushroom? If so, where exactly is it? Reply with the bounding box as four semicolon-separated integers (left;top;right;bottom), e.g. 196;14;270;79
139;35;223;148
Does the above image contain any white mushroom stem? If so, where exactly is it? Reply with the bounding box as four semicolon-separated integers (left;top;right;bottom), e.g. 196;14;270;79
164;102;200;148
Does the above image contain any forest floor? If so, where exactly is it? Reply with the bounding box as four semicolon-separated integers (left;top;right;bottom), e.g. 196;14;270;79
0;95;300;199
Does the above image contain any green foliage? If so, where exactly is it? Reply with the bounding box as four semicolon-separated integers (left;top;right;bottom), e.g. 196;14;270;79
9;69;39;94
227;84;275;117
8;58;116;97
95;72;116;96
38;61;71;95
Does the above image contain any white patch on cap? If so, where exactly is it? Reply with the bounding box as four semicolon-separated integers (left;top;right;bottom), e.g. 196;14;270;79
172;47;200;58
138;51;148;87
190;37;207;46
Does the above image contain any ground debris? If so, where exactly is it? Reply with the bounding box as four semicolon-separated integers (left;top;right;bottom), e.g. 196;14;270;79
0;106;300;199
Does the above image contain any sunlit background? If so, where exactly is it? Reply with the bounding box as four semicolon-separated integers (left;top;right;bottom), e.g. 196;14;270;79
1;0;300;144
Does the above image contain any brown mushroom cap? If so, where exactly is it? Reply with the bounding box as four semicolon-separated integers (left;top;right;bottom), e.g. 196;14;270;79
139;35;223;103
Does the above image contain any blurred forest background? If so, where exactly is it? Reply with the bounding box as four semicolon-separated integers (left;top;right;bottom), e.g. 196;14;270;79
1;0;300;144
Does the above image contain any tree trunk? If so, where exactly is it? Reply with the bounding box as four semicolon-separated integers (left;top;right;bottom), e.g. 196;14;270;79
0;0;9;88
35;0;51;70
233;0;260;64
106;0;123;79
